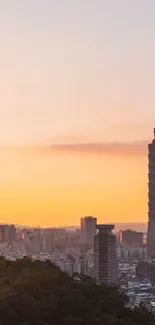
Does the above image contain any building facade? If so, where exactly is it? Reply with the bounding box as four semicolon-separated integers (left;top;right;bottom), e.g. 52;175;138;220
119;229;143;246
94;224;118;285
147;129;155;258
0;225;16;243
81;216;97;249
136;261;155;283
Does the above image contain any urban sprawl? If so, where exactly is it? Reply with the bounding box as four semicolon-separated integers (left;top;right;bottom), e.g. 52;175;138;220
1;129;155;313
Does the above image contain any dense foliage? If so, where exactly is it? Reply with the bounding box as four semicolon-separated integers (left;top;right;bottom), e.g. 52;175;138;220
0;257;153;325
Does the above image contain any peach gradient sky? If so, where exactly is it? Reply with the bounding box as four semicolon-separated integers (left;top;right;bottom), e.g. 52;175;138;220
0;1;155;226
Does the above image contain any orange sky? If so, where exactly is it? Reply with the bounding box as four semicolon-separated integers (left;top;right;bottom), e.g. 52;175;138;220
0;143;148;226
1;2;155;226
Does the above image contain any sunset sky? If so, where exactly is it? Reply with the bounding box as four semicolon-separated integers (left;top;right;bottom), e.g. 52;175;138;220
0;1;155;226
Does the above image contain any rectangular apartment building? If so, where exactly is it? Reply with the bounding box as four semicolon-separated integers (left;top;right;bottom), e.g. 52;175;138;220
94;224;118;285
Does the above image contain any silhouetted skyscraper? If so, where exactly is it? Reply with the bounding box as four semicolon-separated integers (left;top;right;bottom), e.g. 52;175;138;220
94;224;118;285
147;129;155;258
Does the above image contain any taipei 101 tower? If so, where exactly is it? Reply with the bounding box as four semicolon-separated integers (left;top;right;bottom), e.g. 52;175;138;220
147;129;155;258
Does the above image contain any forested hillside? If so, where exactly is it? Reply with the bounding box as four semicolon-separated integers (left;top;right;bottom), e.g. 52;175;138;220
0;257;153;325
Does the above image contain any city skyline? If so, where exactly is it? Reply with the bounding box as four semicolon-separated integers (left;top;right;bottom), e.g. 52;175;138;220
1;1;155;225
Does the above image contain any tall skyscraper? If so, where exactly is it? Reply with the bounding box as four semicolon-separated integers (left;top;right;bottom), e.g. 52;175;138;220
147;129;155;258
80;216;97;249
94;224;118;285
0;225;9;242
0;225;16;243
9;225;16;243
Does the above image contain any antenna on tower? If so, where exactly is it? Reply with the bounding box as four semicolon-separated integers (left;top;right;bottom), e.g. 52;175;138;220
154;128;155;139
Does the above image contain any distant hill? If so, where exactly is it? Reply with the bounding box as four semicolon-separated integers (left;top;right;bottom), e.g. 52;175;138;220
114;222;147;233
66;222;147;233
0;222;147;233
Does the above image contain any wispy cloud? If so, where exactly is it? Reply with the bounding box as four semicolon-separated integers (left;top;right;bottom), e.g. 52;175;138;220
0;140;149;157
49;140;148;156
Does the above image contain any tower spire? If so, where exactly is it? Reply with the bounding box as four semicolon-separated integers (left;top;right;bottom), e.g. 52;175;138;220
147;129;155;257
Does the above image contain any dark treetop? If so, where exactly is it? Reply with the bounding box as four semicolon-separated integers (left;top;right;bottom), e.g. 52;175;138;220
0;256;153;325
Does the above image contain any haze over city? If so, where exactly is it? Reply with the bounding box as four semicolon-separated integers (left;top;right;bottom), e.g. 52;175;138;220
1;1;155;226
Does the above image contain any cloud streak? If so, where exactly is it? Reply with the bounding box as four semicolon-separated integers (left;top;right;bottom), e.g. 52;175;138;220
49;140;148;156
0;140;149;157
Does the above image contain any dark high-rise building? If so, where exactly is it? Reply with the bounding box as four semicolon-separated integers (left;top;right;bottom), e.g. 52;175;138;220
94;224;118;285
147;129;155;258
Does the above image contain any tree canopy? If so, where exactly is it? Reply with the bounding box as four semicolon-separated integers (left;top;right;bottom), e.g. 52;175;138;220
0;256;153;325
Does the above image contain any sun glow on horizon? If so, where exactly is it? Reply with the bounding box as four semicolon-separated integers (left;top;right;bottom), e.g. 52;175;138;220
0;145;148;227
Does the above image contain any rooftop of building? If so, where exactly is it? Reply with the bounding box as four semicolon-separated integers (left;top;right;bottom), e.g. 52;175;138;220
96;224;115;231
